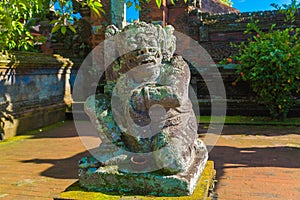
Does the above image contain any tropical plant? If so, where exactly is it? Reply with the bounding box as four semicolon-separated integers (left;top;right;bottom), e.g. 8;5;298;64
50;0;104;35
0;0;104;51
231;0;300;120
0;0;47;51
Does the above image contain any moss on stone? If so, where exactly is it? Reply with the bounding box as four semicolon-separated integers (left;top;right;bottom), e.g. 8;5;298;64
0;121;65;145
55;161;215;200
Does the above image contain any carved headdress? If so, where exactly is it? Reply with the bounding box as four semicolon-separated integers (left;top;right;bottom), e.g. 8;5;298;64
106;22;176;61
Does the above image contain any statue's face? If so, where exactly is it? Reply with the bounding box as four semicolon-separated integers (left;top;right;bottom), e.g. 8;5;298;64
105;22;175;82
122;28;162;67
116;28;163;83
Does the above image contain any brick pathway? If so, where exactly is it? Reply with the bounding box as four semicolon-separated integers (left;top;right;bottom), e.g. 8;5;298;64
0;121;93;200
207;125;300;200
0;121;300;200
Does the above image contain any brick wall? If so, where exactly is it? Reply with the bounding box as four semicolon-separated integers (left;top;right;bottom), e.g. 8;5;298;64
140;3;300;62
183;9;299;62
90;0;111;47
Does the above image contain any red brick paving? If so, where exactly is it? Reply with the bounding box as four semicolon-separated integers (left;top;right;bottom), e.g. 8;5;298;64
207;125;300;200
0;122;300;200
0;121;92;200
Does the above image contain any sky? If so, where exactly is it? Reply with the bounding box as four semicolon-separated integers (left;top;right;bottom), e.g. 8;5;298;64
231;0;293;12
126;0;298;22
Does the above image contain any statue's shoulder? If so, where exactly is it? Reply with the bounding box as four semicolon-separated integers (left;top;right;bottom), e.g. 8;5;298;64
168;55;189;73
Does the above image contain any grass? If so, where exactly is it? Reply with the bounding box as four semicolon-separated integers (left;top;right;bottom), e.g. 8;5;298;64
198;116;300;126
0;121;66;145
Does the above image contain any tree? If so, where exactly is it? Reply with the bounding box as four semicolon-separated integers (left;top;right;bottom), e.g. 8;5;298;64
51;0;104;35
0;0;46;51
0;0;103;51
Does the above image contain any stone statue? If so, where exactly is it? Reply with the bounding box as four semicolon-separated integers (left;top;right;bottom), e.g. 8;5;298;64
79;22;208;196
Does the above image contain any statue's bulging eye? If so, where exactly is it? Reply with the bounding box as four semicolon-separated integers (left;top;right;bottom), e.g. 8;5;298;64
149;48;156;53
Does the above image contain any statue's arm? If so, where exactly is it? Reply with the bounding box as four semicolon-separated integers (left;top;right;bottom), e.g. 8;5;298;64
130;56;190;111
130;85;180;111
163;55;191;103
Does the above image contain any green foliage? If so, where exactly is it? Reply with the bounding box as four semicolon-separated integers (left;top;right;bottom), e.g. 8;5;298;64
0;0;47;51
271;0;300;24
232;0;300;120
127;0;192;11
153;0;187;8
0;0;104;51
220;0;233;7
50;0;104;35
87;0;105;16
126;0;143;11
198;116;300;125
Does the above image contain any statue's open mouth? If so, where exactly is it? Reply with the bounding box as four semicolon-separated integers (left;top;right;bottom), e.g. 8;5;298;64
138;55;157;65
140;59;156;65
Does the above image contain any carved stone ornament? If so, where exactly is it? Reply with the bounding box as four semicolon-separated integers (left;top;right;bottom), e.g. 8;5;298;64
79;22;208;196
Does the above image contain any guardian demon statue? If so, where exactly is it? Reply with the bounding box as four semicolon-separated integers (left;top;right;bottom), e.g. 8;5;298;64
79;22;208;196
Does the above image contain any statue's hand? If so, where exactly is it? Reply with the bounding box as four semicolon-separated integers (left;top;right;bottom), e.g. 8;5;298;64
130;85;180;112
130;89;148;112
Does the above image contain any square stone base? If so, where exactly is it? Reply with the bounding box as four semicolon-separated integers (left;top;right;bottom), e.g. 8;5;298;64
54;161;215;200
78;144;208;197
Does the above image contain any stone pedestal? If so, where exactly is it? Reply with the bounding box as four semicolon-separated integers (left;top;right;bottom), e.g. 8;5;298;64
78;141;208;196
54;161;216;200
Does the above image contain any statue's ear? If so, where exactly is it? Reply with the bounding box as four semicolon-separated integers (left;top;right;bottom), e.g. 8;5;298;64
105;25;120;39
164;25;175;35
162;25;176;61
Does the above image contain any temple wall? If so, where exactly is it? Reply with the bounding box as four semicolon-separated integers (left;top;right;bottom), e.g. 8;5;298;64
0;52;74;139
